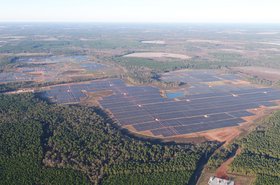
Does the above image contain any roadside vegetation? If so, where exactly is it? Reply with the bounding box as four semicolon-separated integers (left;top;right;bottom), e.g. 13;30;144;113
207;144;238;171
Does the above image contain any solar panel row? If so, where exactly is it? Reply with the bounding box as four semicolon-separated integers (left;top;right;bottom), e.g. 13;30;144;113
44;79;280;137
173;118;244;135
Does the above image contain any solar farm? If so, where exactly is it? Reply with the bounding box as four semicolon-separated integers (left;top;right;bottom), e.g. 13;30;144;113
0;55;109;84
43;70;280;139
0;72;33;83
161;70;251;95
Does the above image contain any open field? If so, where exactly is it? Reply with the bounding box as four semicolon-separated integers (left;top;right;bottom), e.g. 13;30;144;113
233;66;280;82
123;52;191;59
0;55;112;85
141;40;166;44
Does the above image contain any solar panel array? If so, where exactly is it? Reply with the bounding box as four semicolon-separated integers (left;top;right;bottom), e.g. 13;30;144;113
0;72;33;83
44;79;280;137
161;70;252;95
43;79;125;104
161;70;240;83
100;85;280;137
0;55;96;84
80;63;107;71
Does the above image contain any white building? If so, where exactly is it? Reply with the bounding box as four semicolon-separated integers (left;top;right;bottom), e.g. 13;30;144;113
208;176;234;185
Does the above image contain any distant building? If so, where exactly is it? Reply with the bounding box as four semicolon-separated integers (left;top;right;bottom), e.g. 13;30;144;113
208;176;234;185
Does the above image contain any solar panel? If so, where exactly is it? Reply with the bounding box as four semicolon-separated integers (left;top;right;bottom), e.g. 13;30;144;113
43;78;280;137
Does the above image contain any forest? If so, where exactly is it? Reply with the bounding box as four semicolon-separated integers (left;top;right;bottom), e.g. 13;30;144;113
0;93;218;185
0;94;89;185
230;111;280;185
207;144;238;171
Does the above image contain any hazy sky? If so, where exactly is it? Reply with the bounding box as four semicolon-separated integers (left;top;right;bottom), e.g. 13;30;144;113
0;0;280;23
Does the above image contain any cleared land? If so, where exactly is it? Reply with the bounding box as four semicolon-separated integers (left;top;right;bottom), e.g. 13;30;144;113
141;40;166;44
0;55;110;85
123;52;191;59
233;66;280;82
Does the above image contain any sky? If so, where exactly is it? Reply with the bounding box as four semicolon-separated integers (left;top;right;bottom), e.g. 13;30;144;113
0;0;280;23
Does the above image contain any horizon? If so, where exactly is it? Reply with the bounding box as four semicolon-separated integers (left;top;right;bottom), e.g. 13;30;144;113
1;0;280;23
0;22;280;25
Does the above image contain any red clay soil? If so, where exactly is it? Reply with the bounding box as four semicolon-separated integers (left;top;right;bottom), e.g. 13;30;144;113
215;148;242;180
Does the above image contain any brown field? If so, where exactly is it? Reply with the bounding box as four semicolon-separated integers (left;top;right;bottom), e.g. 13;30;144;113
123;52;191;59
80;90;114;106
141;40;166;44
187;39;223;44
233;66;280;82
27;71;44;76
219;48;246;54
61;69;85;75
205;79;251;87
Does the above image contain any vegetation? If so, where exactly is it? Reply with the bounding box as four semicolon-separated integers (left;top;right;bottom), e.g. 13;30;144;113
116;57;190;72
0;94;89;185
114;57;189;87
0;78;108;93
102;171;193;185
2;24;280;185
0;56;17;72
0;40;82;54
249;76;273;86
209;52;250;67
230;111;280;184
255;175;280;185
0;93;218;184
207;144;238;170
114;55;253;87
0;81;35;92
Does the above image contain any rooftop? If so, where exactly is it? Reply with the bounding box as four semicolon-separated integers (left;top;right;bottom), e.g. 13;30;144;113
208;176;234;185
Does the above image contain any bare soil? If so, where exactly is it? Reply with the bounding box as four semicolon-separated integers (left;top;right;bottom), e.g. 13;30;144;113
81;90;113;106
123;52;191;60
215;148;241;179
141;40;166;44
233;66;280;82
197;171;255;185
